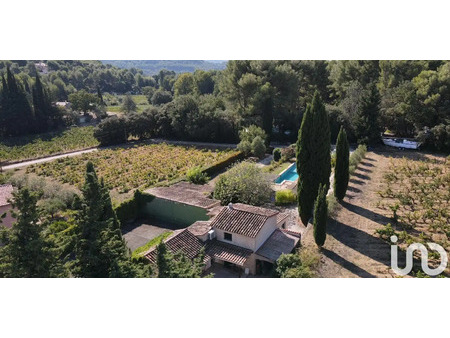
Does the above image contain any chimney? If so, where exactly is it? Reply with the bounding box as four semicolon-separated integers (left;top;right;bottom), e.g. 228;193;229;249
228;203;234;210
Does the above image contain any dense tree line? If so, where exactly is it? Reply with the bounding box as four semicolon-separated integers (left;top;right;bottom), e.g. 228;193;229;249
0;68;63;138
2;60;449;151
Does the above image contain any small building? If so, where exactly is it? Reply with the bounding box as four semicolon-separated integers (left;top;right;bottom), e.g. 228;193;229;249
0;184;15;228
35;62;48;74
55;101;71;109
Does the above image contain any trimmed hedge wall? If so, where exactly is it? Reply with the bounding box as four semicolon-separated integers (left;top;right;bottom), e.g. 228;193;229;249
114;190;154;226
202;151;245;177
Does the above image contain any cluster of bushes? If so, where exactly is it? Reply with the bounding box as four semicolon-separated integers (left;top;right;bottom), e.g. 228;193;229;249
114;190;155;225
272;144;296;163
237;125;267;159
213;161;272;206
275;189;296;205
349;144;367;174
186;166;209;184
274;248;319;278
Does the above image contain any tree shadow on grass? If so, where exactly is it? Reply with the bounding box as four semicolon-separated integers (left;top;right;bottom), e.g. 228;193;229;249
327;218;407;268
359;161;374;167
349;178;365;185
341;200;391;225
357;166;372;174
347;186;362;194
321;248;376;278
353;172;371;181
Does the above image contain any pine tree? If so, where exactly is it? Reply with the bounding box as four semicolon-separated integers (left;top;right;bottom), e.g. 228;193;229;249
297;91;331;225
334;126;350;201
0;188;64;277
313;184;328;247
356;84;381;145
32;74;49;133
73;161;139;277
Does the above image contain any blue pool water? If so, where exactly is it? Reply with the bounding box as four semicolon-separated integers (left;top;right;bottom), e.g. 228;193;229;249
274;163;298;183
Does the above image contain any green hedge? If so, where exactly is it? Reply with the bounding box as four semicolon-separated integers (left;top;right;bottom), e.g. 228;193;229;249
202;151;245;177
275;189;297;205
114;190;154;226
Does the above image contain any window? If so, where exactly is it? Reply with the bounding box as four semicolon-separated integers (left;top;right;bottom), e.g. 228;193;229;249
224;232;232;241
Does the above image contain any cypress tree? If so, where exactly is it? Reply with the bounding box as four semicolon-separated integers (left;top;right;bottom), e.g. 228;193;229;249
1;67;34;136
313;184;328;247
73;161;139;277
297;91;331;225
0;188;64;277
334;126;350;201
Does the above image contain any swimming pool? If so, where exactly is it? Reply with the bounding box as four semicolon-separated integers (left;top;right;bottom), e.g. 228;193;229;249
274;163;298;184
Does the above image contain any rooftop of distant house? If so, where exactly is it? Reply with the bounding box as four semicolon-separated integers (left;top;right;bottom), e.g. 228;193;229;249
145;182;220;210
210;203;279;238
0;184;13;207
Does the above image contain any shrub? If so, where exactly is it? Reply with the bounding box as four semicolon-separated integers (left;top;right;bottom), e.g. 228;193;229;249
251;136;266;159
239;125;267;144
273;148;282;162
151;90;173;105
213;161;271;206
94;116;128;146
186;166;209;184
275;189;297;205
281;144;296;161
275;248;318;278
326;194;340;217
237;140;252;156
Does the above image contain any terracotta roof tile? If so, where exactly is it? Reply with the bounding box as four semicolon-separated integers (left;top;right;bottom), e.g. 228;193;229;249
144;229;205;263
210;203;279;238
0;184;13;207
188;221;212;236
255;229;300;262
206;240;253;266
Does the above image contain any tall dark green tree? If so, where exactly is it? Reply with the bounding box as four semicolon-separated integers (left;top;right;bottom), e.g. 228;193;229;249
356;84;381;145
334;126;350;201
0;188;65;277
297;91;331;225
0;67;34;137
72;161;141;277
32;74;58;132
313;184;328;247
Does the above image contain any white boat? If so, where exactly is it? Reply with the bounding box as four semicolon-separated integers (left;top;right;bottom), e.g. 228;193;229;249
382;137;421;149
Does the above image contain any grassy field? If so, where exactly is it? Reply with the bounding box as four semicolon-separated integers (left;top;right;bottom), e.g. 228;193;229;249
104;94;151;113
26;143;240;194
0;127;98;163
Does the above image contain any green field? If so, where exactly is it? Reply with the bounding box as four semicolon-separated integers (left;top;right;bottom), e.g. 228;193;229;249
104;94;151;113
0;127;98;163
26;143;239;194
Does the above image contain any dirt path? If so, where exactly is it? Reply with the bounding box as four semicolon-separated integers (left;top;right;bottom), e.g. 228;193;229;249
302;150;402;278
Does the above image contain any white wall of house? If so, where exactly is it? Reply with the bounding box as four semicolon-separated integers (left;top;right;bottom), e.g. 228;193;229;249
254;215;278;251
215;228;255;251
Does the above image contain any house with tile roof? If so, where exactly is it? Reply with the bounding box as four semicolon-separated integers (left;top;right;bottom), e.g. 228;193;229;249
205;203;299;275
0;184;15;228
142;202;299;276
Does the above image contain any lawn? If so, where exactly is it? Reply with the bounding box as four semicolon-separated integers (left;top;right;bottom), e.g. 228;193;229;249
26;143;240;194
0;126;98;163
132;231;172;259
104;94;151;114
